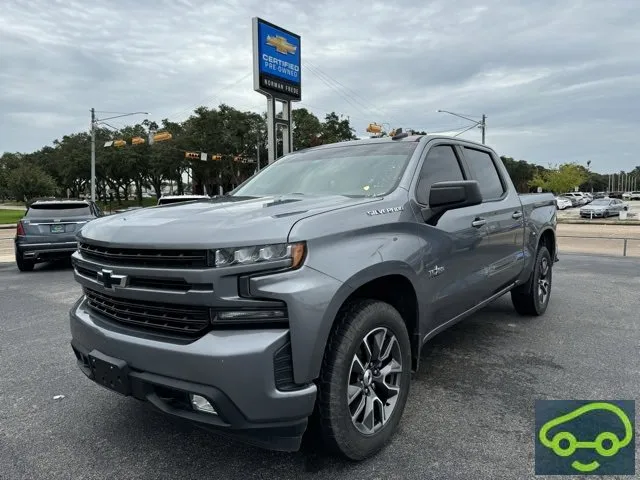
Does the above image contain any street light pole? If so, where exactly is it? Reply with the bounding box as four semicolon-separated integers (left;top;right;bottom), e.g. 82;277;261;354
436;110;487;144
90;108;96;202
90;109;149;203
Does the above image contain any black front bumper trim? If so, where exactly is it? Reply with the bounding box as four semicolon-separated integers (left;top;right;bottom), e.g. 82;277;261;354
70;340;308;452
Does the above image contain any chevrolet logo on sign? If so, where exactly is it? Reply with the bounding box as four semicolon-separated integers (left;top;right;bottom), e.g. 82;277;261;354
266;35;297;55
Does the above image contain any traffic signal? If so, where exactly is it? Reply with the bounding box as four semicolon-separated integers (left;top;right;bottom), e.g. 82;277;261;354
113;140;127;147
131;136;145;145
153;132;172;142
185;151;200;160
212;154;222;161
366;123;382;134
233;155;243;162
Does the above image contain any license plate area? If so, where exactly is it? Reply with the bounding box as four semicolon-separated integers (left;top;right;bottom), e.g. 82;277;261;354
50;224;65;233
88;350;131;395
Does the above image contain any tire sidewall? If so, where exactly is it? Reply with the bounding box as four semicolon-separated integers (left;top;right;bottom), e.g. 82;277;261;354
533;246;552;314
330;302;412;458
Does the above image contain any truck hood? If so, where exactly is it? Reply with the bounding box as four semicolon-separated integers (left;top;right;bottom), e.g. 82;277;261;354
78;194;379;249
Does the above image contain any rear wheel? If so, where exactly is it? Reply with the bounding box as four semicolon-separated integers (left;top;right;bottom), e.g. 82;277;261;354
16;252;35;272
317;299;411;460
511;245;552;316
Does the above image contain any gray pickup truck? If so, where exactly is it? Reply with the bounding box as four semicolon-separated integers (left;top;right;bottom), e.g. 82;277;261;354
69;133;557;460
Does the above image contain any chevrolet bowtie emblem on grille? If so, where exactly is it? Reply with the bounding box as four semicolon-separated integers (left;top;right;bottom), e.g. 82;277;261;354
266;35;297;55
97;269;128;290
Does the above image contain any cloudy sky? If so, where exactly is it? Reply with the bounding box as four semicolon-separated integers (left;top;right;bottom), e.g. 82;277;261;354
1;0;639;173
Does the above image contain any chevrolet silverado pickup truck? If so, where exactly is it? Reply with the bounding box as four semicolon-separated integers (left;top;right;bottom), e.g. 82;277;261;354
69;133;557;460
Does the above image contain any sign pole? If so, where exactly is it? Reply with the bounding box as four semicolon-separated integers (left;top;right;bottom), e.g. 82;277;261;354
266;96;276;165
252;17;301;166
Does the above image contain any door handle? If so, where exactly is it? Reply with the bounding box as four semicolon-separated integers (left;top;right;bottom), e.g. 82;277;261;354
512;211;523;219
471;218;486;228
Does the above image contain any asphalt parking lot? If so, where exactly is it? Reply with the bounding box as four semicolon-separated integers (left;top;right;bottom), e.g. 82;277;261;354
1;255;639;480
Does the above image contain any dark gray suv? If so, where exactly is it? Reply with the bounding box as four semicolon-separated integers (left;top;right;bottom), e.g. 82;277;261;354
69;134;557;460
15;198;101;271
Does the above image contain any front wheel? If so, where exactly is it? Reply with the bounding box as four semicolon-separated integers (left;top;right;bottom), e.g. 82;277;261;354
317;299;412;460
511;245;552;316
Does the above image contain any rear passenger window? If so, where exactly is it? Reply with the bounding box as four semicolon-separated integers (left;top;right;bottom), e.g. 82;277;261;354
463;147;505;200
416;145;465;204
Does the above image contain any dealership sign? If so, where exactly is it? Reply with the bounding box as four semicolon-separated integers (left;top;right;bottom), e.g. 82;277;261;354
252;17;301;101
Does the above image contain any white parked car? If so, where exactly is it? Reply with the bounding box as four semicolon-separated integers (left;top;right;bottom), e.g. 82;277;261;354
622;191;640;200
555;196;573;210
562;192;589;206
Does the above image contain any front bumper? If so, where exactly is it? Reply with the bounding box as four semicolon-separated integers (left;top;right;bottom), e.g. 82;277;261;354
579;210;607;217
69;296;317;451
16;241;77;261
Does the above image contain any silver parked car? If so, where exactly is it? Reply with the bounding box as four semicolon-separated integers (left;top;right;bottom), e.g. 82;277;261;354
14;198;102;271
580;198;628;218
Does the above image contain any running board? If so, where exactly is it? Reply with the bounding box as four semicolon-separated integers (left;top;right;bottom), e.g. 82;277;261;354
421;281;518;346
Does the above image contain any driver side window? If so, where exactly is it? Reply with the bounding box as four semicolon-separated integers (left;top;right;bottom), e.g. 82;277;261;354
416;145;465;204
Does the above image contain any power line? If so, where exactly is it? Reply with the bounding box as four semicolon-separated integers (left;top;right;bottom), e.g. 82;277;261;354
161;72;253;122
304;60;391;121
304;64;372;119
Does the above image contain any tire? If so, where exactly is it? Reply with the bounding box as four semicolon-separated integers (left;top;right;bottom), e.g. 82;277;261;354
317;299;412;460
15;250;35;272
511;245;552;316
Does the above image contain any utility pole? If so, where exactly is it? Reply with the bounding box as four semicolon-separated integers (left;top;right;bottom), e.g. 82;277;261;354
90;108;96;202
437;110;487;144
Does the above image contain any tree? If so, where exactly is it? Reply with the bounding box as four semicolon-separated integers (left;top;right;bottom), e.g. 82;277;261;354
292;108;322;150
320;112;357;144
528;163;588;194
6;165;56;202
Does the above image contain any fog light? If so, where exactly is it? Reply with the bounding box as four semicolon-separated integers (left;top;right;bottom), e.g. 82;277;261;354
190;394;217;415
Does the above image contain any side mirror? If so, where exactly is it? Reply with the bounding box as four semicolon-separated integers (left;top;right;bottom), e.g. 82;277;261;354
418;180;483;223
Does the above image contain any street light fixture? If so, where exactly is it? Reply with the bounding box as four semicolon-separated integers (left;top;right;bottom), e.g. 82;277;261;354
436;109;487;144
90;108;149;202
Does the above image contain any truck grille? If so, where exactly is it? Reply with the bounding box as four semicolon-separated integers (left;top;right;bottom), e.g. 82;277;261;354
79;242;208;269
84;288;210;336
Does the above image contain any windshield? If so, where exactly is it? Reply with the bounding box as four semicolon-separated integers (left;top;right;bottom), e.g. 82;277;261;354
232;142;418;198
26;203;91;217
590;199;611;206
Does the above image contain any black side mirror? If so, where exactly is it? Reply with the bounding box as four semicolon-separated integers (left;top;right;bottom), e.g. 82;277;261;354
418;180;483;224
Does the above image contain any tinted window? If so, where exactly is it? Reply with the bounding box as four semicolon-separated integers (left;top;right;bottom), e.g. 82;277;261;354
463;147;505;200
26;203;92;218
233;142;418;198
415;145;464;204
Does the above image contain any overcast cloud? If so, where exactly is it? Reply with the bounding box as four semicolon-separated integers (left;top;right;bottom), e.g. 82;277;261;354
1;0;639;173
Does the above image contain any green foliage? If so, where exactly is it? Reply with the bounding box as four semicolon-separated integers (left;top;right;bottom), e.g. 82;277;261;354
6;164;56;202
528;163;588;194
0;102;620;202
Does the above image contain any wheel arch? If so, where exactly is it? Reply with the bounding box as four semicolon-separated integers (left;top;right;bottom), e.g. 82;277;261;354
313;263;422;380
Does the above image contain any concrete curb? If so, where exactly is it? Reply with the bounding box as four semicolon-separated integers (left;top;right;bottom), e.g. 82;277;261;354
558;219;640;226
0;224;16;230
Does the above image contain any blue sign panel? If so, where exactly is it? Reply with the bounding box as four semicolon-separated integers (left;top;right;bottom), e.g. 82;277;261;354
253;18;301;101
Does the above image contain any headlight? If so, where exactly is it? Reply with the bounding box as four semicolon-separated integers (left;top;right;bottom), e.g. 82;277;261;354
212;242;306;269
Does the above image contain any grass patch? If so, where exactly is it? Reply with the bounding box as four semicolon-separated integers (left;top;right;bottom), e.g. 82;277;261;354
0;209;25;225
